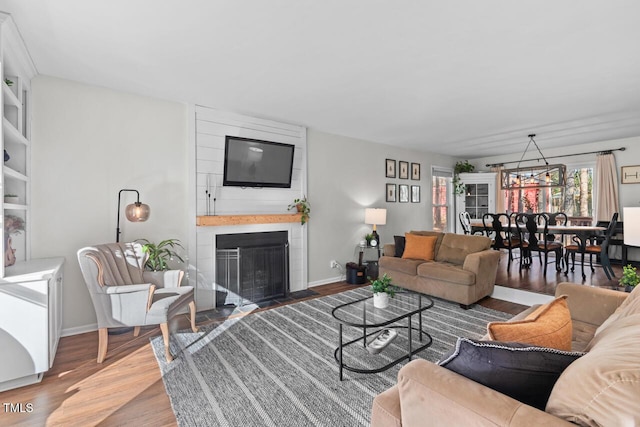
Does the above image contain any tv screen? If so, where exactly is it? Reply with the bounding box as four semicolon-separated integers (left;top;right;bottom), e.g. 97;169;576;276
223;136;295;188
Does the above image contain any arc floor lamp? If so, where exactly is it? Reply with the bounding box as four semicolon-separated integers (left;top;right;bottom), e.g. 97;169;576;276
116;189;150;242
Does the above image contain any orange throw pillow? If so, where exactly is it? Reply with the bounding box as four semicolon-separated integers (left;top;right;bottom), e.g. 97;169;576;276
402;233;437;261
487;295;572;351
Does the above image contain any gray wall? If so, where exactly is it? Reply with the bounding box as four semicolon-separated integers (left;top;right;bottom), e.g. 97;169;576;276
307;129;455;284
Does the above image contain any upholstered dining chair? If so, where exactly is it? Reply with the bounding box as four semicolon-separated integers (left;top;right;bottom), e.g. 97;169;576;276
515;213;563;275
482;213;521;269
77;242;197;363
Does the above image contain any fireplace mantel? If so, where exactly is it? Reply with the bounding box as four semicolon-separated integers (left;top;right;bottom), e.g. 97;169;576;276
196;213;303;227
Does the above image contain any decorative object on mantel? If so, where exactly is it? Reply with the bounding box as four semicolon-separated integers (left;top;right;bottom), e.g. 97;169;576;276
385;159;396;178
205;173;218;215
116;189;150;242
365;208;386;247
453;160;475;195
619;264;639;293
399;161;409;179
4;214;24;267
370;273;397;308
288;196;310;224
137;238;185;272
621;165;640;184
4;194;19;204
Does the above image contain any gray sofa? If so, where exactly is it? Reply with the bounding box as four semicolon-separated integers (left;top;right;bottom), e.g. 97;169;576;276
379;231;500;308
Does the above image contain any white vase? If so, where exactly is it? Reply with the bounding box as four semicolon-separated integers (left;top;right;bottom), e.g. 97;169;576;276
373;292;389;309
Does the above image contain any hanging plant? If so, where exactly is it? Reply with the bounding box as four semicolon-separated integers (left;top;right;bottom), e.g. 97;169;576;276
453;160;475;195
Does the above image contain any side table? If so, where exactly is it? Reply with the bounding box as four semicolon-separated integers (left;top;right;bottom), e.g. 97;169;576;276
355;245;381;280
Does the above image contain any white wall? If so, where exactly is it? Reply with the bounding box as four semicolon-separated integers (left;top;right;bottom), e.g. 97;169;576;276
30;76;188;334
307;130;455;284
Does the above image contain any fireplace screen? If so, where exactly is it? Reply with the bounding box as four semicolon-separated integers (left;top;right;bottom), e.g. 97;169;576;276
216;232;289;306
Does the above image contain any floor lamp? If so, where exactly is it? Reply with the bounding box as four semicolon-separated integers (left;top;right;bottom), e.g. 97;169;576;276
116;189;150;242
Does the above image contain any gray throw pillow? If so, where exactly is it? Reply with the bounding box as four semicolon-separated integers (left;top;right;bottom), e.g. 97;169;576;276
438;338;584;410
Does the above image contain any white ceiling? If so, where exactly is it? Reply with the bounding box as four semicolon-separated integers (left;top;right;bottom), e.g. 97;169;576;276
1;0;639;158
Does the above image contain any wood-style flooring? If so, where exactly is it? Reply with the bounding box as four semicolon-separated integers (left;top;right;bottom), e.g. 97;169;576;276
0;257;620;426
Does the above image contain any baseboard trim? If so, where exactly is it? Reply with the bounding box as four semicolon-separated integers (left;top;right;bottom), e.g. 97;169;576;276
491;285;554;306
308;276;343;287
62;323;97;337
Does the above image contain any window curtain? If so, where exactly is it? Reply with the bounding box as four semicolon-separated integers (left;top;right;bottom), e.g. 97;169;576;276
491;165;505;213
595;152;619;222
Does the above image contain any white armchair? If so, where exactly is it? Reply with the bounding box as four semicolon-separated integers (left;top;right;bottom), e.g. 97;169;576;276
77;242;197;362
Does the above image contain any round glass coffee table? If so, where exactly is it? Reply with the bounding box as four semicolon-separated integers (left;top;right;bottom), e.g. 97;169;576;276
331;291;434;381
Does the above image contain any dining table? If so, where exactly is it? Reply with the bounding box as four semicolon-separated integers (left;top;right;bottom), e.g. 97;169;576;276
470;220;606;279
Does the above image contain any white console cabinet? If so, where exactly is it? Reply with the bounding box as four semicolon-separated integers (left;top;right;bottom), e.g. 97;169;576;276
0;258;64;392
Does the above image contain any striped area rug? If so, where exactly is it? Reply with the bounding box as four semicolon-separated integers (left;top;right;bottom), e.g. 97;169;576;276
151;287;511;427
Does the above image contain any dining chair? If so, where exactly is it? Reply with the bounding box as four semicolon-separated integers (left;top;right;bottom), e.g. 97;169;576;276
514;213;563;275
482;213;520;269
565;213;618;280
459;211;484;236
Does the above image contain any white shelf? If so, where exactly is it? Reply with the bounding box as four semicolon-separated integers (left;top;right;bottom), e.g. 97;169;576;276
3;165;28;181
3;203;27;210
2;82;20;108
2;117;29;146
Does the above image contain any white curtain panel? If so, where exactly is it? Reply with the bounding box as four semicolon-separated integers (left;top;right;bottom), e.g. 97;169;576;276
491;165;505;213
595;153;619;222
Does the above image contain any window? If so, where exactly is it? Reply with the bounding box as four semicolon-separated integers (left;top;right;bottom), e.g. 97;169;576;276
432;167;453;232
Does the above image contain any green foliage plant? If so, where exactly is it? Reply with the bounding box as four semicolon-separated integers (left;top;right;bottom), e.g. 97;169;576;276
288;196;310;224
370;273;397;297
137;238;185;271
453;160;475;195
620;264;640;288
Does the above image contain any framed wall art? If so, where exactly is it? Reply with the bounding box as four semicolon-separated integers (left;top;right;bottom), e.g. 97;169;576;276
621;165;640;184
386;183;396;202
411;185;420;203
411;163;420;180
399;161;409;179
385;159;396;178
399;184;409;202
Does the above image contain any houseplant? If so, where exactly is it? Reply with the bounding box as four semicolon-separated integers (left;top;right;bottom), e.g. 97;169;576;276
137;238;184;271
619;264;639;293
453;160;475;195
370;273;397;308
288;196;310;225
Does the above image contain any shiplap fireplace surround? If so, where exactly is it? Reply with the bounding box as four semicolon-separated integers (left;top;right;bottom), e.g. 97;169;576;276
191;107;308;311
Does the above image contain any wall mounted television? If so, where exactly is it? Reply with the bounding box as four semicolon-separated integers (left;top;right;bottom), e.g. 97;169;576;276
223;136;295;188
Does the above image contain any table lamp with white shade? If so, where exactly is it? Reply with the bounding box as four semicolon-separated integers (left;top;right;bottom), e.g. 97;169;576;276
365;208;387;247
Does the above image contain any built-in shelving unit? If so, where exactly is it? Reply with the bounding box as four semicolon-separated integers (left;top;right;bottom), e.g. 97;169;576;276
0;12;65;392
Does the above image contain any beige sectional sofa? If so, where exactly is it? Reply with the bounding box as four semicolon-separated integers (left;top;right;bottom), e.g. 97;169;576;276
371;282;640;426
379;231;500;308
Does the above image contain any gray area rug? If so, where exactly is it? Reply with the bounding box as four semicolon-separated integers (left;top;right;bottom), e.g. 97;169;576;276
151;288;512;427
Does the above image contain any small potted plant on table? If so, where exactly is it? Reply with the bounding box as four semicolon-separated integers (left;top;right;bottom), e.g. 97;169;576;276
620;264;639;293
370;273;397;309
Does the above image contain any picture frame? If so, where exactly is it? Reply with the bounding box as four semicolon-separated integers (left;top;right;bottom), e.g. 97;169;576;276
621;165;640;184
399;184;409;203
411;185;420;203
385;159;396;178
386;183;396;202
411;163;420;180
399;161;409;179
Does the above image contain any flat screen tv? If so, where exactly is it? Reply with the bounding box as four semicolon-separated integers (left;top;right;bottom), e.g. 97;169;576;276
223;136;295;188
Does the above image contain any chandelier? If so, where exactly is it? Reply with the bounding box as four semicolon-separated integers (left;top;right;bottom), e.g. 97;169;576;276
500;134;566;189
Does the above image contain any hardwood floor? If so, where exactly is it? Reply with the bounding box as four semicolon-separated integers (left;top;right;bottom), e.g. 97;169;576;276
0;264;618;426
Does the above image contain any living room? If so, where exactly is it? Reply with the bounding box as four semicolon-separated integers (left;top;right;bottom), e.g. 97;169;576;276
1;1;640;426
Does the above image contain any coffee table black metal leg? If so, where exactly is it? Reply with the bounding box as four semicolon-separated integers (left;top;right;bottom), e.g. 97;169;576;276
407;314;413;361
339;323;343;381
